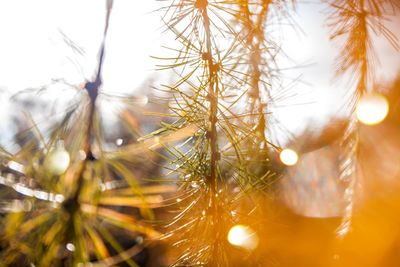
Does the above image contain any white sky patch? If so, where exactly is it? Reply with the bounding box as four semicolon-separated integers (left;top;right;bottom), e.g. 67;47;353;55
0;1;399;145
270;3;400;140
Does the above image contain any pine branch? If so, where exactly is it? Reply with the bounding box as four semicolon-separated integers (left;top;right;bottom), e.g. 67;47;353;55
242;0;271;144
233;0;295;182
61;1;113;257
327;0;399;236
0;1;160;265
156;1;270;265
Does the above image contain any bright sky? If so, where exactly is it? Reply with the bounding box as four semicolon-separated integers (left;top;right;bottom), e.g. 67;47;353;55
0;1;399;146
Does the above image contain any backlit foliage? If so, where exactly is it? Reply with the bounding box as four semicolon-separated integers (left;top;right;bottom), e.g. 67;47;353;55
0;0;398;266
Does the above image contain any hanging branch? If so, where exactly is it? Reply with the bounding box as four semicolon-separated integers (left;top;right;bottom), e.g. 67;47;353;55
233;0;296;181
155;0;277;265
61;0;113;258
241;0;271;145
198;0;219;204
0;1;160;266
327;0;399;236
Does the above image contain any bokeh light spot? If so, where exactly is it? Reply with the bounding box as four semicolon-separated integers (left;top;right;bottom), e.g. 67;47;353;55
280;148;298;166
227;224;259;250
356;93;389;125
46;145;70;175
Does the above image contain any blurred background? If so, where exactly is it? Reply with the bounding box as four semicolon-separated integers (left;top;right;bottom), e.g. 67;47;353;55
0;1;400;266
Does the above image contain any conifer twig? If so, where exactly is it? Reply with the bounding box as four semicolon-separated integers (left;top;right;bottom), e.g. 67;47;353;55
327;0;399;236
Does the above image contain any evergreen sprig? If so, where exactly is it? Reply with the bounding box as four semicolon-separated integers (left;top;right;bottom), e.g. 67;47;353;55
326;0;399;236
154;0;284;265
0;1;159;266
